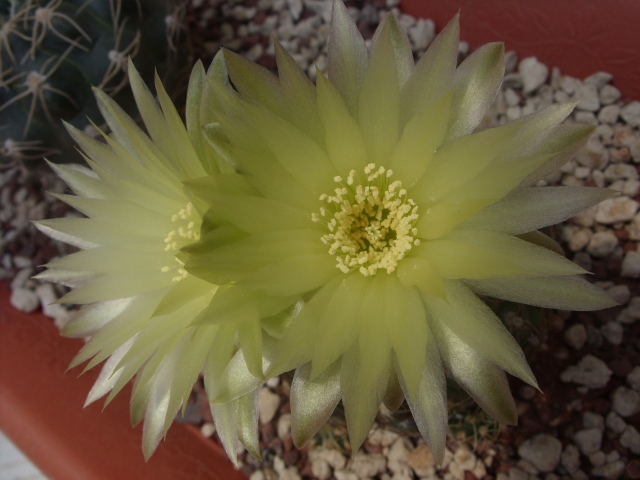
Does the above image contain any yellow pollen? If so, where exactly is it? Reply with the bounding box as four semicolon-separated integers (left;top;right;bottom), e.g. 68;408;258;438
312;165;420;276
160;202;200;282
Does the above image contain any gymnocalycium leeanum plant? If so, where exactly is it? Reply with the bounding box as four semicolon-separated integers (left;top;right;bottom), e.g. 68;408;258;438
38;0;616;466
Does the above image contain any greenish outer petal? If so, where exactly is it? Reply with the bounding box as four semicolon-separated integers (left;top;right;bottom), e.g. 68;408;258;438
425;281;537;388
370;13;414;88
397;331;448;465
382;370;405;412
210;349;264;404
445;42;505;143
290;361;342;448
84;337;134;407
222;49;284;116
62;297;132;337
464;275;618;311
211;399;240;467
460;186;616;234
400;13;459;122
328;0;368;116
426;308;518;425
237;389;261;460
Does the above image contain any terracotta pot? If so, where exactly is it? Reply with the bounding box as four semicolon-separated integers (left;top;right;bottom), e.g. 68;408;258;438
0;284;246;480
400;0;640;100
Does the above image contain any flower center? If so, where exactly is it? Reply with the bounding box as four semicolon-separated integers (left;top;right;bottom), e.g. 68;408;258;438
312;164;420;276
161;202;200;282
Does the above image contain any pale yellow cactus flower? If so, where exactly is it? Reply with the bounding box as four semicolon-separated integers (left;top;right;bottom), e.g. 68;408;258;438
182;0;616;462
35;57;259;464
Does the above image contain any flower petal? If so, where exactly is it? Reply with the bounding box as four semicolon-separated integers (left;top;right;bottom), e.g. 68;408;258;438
401;14;459;122
427;310;518;425
415;230;586;279
460;186;616;234
328;0;368;116
445;42;504;143
290;361;342;448
399;330;447;464
464;275;618;311
425;281;537;387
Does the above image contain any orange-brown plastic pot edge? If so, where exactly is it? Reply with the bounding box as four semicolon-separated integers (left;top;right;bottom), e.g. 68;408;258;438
400;0;640;101
0;284;246;480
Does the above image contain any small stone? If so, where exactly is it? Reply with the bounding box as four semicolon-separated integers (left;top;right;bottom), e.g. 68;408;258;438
507;466;529;480
600;321;623;345
387;439;412;475
519;57;548;93
603;163;638;180
561;444;580;475
606;284;630;304
589;451;606;467
517;434;562;472
592;461;626;479
408;19;435;51
334;470;358;480
560;75;580;94
595;197;639;224
407;443;435;477
277;413;291;439
574;84;600;112
564;324;587;350
560;354;612;388
10;287;39;313
618;295;640;322
606;411;627;434
349;452;386;478
571;204;598;227
258;387;280;424
201;422;216;437
598;104;620;124
573;428;603;455
310;458;331;480
622;251;640;278
584;71;613;89
612;386;640;417
583;411;605;430
568;228;591;252
627;366;640;391
620;425;640;454
575;111;598;125
621;101;640;128
250;471;265;480
309;447;346;471
586;231;618;257
627;459;640;479
600;84;621;105
629;214;640;241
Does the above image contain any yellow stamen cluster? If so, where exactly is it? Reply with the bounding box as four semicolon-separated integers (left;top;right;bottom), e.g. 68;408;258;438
161;202;200;282
312;164;420;276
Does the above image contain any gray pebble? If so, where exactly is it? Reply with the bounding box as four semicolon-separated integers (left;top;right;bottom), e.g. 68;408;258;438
591;461;626;479
617;295;640;322
574;84;600;112
519;57;548;94
559;75;580;94
606;284;630;304
620;425;640;454
563;324;587;350
595;196;639;224
588;450;606;467
599;84;621;105
408;18;435;51
598;104;620;124
586;231;619;258
627;366;640;391
621;251;640;278
605;411;627;434
611;386;640;417
560;354;612;388
584;71;613;89
621;101;640;128
603;163;638;180
573;428;603;455
560;444;580;475
600;322;623;345
10;287;40;313
517;434;562;473
583;411;605;430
